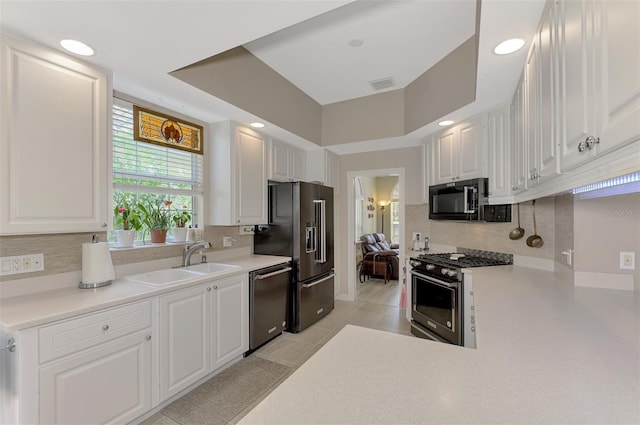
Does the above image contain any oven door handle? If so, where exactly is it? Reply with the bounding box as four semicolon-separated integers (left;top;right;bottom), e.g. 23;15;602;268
411;270;460;288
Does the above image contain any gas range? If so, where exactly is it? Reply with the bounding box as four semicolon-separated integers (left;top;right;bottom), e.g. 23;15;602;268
409;249;513;283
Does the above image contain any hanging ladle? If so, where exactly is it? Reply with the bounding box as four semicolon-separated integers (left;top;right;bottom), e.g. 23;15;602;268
526;200;544;248
509;203;525;240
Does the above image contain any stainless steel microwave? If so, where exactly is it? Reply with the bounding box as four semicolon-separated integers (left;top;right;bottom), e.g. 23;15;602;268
428;178;488;221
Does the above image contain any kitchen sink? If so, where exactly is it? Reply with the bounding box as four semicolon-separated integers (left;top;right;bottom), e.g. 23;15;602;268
124;268;204;285
185;262;240;274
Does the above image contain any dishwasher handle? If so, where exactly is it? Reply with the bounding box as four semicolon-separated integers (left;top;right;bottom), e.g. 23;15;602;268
254;267;292;280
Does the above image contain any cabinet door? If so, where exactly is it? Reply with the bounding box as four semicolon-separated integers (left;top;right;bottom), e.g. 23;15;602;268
212;274;248;369
510;76;528;194
159;284;211;400
457;116;486;181
235;127;268;224
537;3;559;182
487;105;511;198
525;31;541;187
432;129;457;184
290;147;306;181
558;0;599;171
0;36;110;235
39;331;152;425
324;150;340;196
597;0;640;153
269;139;291;182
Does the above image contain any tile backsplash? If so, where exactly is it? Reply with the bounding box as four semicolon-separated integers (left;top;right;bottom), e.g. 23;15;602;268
405;197;556;259
0;226;253;283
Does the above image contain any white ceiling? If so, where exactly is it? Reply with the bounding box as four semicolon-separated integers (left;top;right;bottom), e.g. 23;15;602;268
0;0;546;154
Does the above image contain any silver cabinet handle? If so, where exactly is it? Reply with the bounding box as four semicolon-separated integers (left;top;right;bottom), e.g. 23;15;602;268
101;222;107;228
102;325;109;331
512;185;519;191
213;285;218;290
254;267;292;280
578;135;600;152
145;335;151;341
0;338;16;352
302;273;335;288
207;287;212;291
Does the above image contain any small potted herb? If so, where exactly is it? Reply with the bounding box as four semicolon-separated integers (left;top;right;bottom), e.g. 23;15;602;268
172;207;191;242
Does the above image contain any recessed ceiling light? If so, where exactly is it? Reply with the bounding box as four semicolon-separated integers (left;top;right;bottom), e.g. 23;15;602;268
348;38;364;48
60;39;94;56
250;122;265;128
438;120;454;126
493;38;525;55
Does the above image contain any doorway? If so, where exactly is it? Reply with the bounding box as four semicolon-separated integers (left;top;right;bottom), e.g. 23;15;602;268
346;168;405;309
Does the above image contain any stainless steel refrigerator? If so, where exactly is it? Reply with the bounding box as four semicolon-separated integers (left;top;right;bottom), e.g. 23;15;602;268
254;181;334;333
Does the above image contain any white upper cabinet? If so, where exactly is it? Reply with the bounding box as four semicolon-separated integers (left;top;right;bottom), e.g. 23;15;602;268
0;35;111;235
306;148;340;196
524;0;560;188
431;115;486;185
268;138;306;182
557;0;640;171
487;104;511;200
510;74;528;195
209;121;268;225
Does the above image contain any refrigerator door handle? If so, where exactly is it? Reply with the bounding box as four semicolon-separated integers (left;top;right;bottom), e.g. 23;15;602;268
314;199;326;263
302;273;335;288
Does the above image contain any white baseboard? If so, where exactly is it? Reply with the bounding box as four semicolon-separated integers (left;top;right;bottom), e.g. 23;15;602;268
574;271;635;291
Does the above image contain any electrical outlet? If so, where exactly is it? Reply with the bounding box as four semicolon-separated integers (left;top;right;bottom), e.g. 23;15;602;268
12;259;21;272
620;252;635;270
0;253;44;276
239;225;255;235
223;236;233;247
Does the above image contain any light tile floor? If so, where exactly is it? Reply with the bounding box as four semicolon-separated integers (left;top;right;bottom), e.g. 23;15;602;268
141;278;412;425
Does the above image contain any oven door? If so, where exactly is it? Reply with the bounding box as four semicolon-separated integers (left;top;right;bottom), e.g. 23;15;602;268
411;271;462;345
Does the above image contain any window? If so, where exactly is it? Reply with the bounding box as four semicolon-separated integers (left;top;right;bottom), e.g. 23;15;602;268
390;182;400;244
112;98;203;241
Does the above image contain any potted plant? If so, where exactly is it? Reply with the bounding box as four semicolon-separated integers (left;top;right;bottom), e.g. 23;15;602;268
113;198;142;247
172;206;191;242
138;199;172;243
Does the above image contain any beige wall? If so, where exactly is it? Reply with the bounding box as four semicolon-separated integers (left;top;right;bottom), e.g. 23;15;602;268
322;90;405;145
574;193;640;290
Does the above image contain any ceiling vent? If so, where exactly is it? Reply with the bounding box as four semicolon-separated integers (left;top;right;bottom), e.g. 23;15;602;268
368;76;394;91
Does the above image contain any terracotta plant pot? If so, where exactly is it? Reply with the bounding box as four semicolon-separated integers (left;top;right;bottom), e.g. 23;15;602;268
150;229;168;244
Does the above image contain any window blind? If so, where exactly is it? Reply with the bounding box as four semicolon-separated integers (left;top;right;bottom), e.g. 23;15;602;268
112;98;203;196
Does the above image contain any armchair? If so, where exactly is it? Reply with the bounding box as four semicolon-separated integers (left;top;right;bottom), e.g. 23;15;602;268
359;233;400;283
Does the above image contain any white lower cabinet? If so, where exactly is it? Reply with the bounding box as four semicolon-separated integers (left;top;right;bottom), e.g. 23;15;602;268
212;274;248;369
12;273;250;424
159;284;211;400
39;331;153;425
158;274;249;402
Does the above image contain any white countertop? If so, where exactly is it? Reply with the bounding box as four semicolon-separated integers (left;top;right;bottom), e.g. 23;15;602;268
0;255;290;333
239;265;640;424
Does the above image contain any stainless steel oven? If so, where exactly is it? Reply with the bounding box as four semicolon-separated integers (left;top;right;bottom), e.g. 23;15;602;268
409;250;513;346
411;270;462;345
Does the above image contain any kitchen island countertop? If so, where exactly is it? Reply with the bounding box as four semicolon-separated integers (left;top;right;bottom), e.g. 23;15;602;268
0;254;290;332
239;265;640;424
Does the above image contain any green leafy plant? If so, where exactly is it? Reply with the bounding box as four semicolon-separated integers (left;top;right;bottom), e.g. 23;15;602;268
113;197;142;231
138;200;172;231
172;206;191;228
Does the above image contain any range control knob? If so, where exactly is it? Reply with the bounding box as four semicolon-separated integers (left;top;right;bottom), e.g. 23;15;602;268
426;264;436;270
441;268;449;276
409;260;420;268
447;269;458;277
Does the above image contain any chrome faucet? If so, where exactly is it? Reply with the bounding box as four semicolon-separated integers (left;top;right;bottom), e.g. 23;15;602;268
182;241;212;266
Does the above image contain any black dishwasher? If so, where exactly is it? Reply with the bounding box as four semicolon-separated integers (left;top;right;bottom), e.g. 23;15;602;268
247;263;291;353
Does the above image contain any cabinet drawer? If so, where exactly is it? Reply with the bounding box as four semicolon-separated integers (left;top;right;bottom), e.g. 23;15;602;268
39;300;152;363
